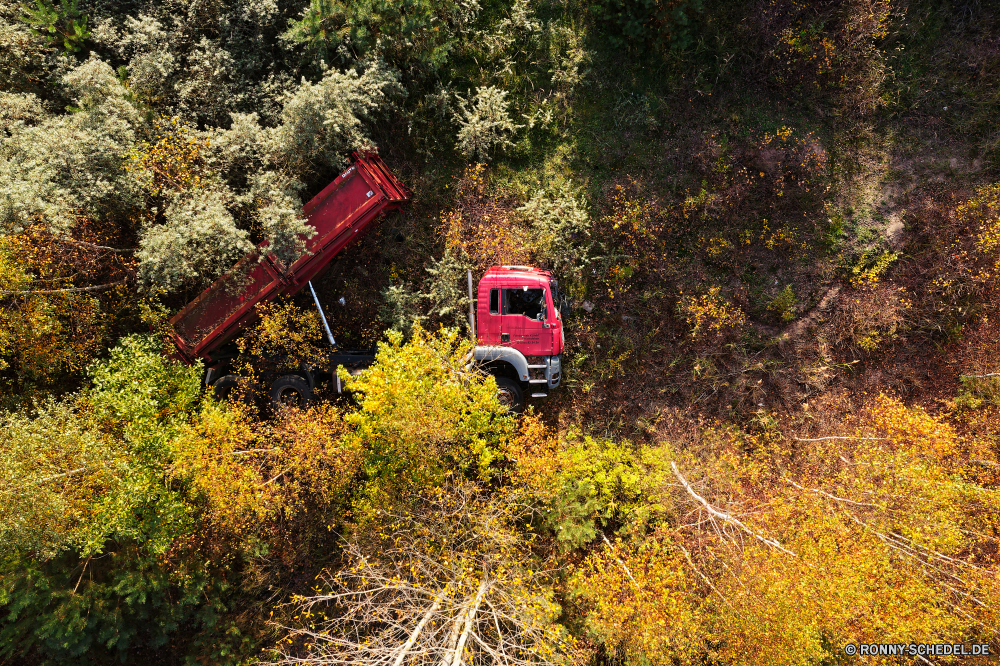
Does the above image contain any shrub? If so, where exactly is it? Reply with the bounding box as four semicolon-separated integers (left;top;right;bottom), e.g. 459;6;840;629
0;399;119;557
454;85;521;160
827;284;910;355
439;164;534;272
763;0;894;114
957;181;1000;283
175;37;238;127
379;283;427;334
105;14;176;107
517;182;592;281
589;0;704;53
136;187;253;294
0;92;44;136
85;334;202;431
124;117;208;196
422;248;472;331
768;284;796;323
171;402;359;538
678;286;746;339
955;374;1000;410
845;249;898;289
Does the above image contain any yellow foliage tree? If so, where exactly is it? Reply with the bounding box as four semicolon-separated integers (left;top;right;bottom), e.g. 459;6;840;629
234;300;330;380
171;401;359;541
0;232;112;389
124;116;208;196
571;395;1000;665
269;482;587;666
341;325;515;521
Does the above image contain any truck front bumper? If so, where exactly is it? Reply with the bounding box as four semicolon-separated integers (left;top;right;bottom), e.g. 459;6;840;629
546;354;561;389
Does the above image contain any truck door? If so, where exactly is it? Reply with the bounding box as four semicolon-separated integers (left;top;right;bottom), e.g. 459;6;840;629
477;286;502;345
501;286;548;355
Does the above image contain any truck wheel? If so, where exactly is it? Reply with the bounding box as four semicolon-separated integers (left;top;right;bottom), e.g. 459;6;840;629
212;374;241;401
269;374;312;410
494;376;525;414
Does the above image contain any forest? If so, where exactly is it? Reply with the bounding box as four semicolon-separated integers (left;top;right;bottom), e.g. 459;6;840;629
1;0;999;663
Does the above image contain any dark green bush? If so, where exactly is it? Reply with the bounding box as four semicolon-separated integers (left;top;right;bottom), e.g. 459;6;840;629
588;0;704;53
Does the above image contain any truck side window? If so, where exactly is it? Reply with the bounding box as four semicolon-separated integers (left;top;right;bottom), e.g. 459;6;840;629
503;288;546;320
489;288;500;314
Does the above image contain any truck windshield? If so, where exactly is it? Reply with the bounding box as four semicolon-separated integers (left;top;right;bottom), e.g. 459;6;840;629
503;288;546;320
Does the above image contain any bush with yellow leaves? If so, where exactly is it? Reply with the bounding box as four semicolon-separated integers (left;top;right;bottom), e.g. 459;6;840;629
571;395;1000;666
677;286;746;339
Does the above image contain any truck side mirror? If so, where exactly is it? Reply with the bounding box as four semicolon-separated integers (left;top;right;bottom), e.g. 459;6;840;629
536;312;545;322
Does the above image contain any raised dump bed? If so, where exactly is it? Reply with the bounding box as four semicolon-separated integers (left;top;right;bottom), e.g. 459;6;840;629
168;153;410;363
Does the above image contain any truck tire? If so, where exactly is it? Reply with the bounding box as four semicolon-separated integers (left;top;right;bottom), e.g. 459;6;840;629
212;374;241;401
494;376;525;414
269;374;312;410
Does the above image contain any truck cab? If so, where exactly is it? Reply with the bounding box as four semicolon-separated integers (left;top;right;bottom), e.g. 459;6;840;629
472;266;563;412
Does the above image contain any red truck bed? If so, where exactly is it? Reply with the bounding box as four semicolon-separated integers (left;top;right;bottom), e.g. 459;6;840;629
168;153;410;363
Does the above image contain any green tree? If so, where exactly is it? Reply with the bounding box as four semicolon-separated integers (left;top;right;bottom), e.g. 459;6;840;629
0;335;232;665
342;325;514;520
282;0;480;73
18;0;89;53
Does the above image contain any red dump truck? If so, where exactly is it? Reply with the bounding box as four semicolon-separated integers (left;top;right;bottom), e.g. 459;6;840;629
169;153;563;412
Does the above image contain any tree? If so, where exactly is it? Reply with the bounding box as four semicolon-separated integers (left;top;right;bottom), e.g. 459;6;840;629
0;335;243;665
170;401;361;545
341;325;514;519
136;188;253;294
18;0;89;53
268;483;586;666
0;55;143;237
0;398;120;558
0;228;120;392
570;396;1000;665
454;86;521;161
282;0;481;74
266;59;401;178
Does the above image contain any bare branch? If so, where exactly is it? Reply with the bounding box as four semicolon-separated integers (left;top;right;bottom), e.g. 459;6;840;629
785;478;877;507
57;238;133;254
266;484;578;666
2;467;90;491
392;586;449;666
675;542;729;607
672;462;798;558
453;577;489;666
600;533;637;587
262;469;290;486
0;280;125;296
794;435;887;442
72;554;92;595
216;448;278;458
